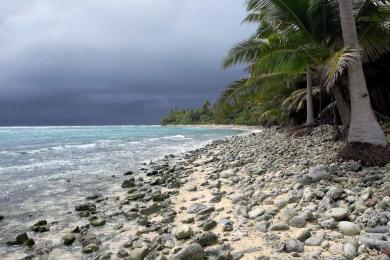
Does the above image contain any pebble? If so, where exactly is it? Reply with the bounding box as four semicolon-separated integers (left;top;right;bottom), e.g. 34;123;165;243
325;208;348;221
289;215;306;228
293;228;311;242
248;207;266;219
175;225;193;239
203;219;217;231
338;221;361;236
269;222;290;231
284;238;304;253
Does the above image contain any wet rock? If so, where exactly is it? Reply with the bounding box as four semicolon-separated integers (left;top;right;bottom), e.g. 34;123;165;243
31;220;50;232
284;238;304;253
175;225;193;239
83;243;99;254
194;232;218;247
122;180;135;188
127;192;145;201
86;193;102;200
89;216;106;227
78;211;91;217
62;233;76;246
125;211;139;221
172;243;205;260
75;202;96;212
36;245;52;255
72;226;81;233
80;231;98;247
325;208;348;221
202;219;217;231
6;232;34;247
124;170;134;175
338;221;360;236
117;249;129;258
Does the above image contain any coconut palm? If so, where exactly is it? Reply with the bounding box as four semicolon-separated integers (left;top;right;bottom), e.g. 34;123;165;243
337;0;387;145
222;0;390;129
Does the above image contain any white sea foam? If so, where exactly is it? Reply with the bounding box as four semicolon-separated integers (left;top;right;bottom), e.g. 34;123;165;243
0;159;73;173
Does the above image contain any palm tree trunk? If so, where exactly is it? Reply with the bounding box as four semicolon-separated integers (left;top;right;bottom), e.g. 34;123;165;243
306;67;315;125
331;83;350;129
337;0;386;145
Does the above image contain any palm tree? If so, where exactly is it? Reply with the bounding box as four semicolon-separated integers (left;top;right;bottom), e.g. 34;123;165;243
337;0;387;145
223;0;390;130
306;67;315;125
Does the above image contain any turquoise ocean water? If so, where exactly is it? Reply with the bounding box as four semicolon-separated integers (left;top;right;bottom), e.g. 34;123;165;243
0;125;241;241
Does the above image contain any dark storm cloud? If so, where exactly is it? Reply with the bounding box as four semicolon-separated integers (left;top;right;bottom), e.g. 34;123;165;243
0;0;254;125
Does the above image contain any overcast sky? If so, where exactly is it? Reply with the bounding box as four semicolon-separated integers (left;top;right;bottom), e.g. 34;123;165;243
0;0;253;125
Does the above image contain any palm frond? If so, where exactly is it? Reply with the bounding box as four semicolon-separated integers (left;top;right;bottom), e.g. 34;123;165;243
320;47;360;91
259;108;289;124
222;38;269;68
282;86;321;111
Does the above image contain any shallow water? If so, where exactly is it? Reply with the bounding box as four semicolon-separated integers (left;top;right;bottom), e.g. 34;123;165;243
0;125;242;256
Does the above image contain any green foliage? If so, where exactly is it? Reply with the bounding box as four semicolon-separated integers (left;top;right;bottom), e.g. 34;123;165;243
160;100;215;125
161;0;390;127
219;0;390;126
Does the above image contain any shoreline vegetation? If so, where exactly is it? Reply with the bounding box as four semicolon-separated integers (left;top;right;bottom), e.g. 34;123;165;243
2;126;389;259
162;0;390;165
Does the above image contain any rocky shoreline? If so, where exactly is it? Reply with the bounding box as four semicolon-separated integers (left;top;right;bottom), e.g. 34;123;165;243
2;126;390;259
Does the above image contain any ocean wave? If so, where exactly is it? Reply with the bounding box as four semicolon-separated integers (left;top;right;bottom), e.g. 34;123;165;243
8;143;98;155
0;150;19;156
148;135;193;142
0;159;73;173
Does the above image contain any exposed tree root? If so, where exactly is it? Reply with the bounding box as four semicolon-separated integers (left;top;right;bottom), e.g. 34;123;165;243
338;142;390;166
285;124;316;138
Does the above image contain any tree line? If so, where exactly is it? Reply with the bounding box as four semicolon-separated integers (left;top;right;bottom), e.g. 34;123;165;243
161;0;390;164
